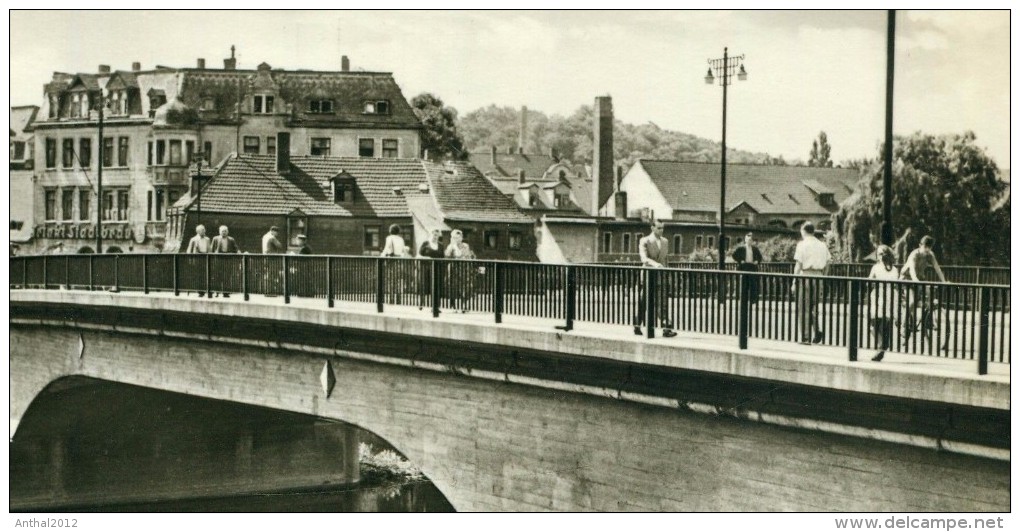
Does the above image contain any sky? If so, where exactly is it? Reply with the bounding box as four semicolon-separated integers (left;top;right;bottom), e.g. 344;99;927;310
8;9;1011;167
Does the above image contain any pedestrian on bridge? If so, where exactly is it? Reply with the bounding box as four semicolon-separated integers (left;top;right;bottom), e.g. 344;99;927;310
731;232;763;305
900;235;947;339
417;229;445;310
186;225;212;297
445;229;476;312
634;220;677;338
211;225;240;298
867;245;898;361
793;222;830;345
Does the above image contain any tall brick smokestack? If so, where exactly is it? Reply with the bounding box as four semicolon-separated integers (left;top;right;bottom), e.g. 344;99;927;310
518;106;528;153
592;96;614;216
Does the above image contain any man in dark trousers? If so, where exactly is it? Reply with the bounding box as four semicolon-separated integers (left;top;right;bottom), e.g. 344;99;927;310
211;225;240;298
731;232;763;304
634;220;677;338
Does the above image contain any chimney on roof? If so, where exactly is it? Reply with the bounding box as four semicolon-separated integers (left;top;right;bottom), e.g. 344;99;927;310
224;45;237;70
275;132;291;175
98;65;111;74
615;165;624;191
550;147;558;161
490;146;497;165
132;62;141;72
614;191;628;221
518;169;526;185
341;55;350;72
592;96;614;216
518;106;528;153
197;58;206;69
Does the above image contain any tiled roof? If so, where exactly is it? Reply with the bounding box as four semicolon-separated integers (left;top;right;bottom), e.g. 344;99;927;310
10;106;39;138
468;151;574;179
178;69;421;129
181;155;431;217
178;155;530;224
636;160;862;215
422;161;535;223
106;70;139;89
67;74;101;92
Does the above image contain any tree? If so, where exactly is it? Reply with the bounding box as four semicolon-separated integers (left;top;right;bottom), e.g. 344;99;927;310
808;131;833;167
833;131;1007;265
410;93;467;161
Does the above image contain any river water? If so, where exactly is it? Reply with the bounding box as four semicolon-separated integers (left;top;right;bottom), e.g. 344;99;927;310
10;379;454;512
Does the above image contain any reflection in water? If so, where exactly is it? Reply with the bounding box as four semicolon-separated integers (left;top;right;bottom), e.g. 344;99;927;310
10;379;454;512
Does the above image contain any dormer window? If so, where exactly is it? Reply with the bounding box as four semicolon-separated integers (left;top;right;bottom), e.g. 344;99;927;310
108;90;129;116
148;90;166;113
331;171;356;204
200;97;215;111
819;193;835;207
308;100;334;114
253;94;274;114
363;100;390;114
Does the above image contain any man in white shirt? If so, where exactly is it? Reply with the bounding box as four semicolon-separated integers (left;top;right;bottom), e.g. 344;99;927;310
793;222;831;344
186;224;210;254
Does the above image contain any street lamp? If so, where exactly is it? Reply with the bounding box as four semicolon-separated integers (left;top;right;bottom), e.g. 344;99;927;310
705;47;747;272
190;152;211;226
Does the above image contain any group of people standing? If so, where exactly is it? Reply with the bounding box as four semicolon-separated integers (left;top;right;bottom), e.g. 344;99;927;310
386;224;478;312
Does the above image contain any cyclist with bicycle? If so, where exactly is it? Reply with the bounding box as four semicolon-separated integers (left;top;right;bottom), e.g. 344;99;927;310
900;235;947;338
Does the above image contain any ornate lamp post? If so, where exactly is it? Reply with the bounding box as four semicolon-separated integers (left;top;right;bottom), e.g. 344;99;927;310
705;48;747;272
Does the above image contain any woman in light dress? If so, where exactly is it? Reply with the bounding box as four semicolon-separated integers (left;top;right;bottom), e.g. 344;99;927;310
444;229;475;312
867;245;899;361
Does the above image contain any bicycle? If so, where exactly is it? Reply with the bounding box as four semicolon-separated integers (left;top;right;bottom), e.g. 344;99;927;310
899;285;949;352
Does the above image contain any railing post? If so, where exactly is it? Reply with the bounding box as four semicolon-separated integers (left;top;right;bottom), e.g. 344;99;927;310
493;262;503;323
242;255;249;301
327;256;335;308
206;254;212;299
113;255;120;292
142;255;149;294
65;256;70;290
283;255;291;304
564;265;576;331
173;254;180;296
42;256;48;289
975;267;983;285
977;285;990;375
431;260;441;318
89;255;95;291
738;273;749;350
23;257;29;288
645;268;657;339
376;257;384;313
848;279;860;362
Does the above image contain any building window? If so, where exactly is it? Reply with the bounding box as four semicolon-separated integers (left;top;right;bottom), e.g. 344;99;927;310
672;235;682;254
253;95;274;114
45;138;56;168
243;136;260;154
308;100;334;113
484;230;499;249
508;231;522;250
695;235;703;249
147;189;166;221
101;137;114;167
117;190;129;221
287;215;307;247
201;97;215;111
156;140;166;165
71;94;83;118
102;191;114;221
118;137;129;166
707;236;715;248
382;139;398;158
80;138;92;168
61;189;74;221
79;189;90;221
45;190;57;220
185;141;195;164
62;138;74;168
11;141;25;160
364;226;381;250
622;233;632;253
169;140;182;165
266;136;276;156
601;232;613;253
333;181;353;203
359;138;374;158
310;138;331;156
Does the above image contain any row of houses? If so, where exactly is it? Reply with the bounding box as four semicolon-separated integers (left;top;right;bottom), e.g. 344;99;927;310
11;49;862;263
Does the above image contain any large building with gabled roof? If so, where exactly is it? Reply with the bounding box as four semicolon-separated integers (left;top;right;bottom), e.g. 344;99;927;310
23;48;422;255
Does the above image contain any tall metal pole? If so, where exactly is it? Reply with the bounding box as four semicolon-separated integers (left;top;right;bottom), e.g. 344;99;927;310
881;10;896;246
96;99;104;253
718;47;728;272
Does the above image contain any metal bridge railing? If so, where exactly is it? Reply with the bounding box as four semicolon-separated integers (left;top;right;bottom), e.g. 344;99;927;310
10;254;1010;375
